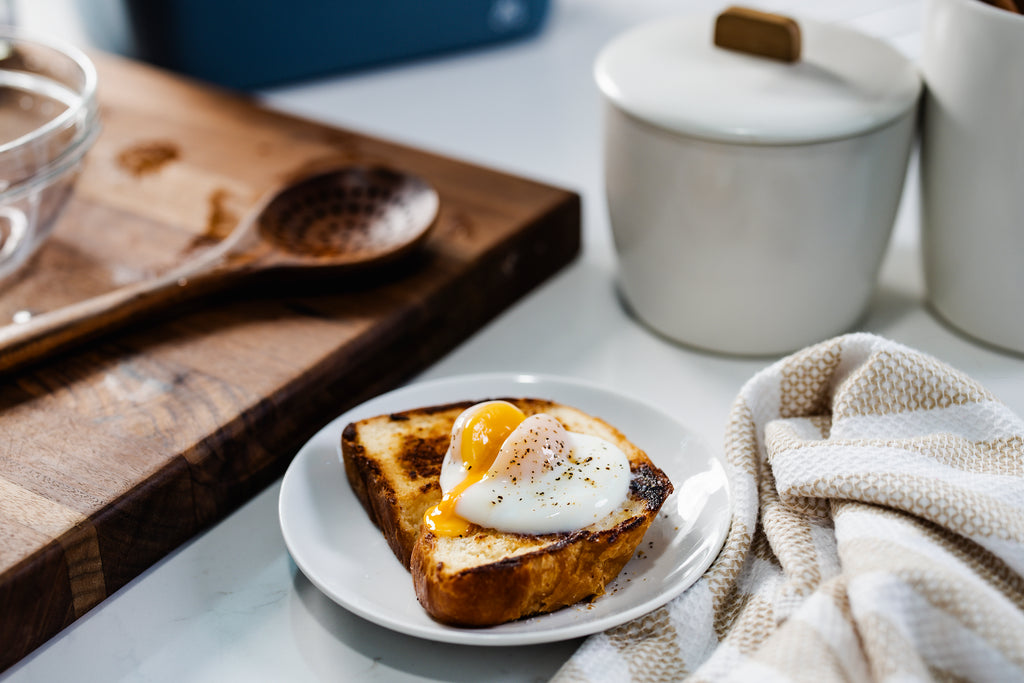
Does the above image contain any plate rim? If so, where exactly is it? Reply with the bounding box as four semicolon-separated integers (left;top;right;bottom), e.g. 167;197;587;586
279;371;732;646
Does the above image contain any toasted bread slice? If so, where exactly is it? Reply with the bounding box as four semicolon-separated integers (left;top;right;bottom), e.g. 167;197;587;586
341;400;470;568
340;398;673;626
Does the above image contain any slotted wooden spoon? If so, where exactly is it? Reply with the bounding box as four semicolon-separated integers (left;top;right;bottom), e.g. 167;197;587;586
0;165;440;373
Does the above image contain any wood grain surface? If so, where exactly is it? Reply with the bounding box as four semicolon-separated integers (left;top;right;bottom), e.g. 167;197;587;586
0;52;580;671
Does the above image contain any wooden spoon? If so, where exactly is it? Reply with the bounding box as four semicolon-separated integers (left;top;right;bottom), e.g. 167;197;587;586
0;165;440;374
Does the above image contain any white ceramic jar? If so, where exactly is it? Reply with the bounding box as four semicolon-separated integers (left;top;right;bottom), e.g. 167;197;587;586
921;0;1024;355
595;12;921;356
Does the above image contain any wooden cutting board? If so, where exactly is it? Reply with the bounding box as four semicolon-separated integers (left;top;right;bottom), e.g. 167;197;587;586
0;52;580;671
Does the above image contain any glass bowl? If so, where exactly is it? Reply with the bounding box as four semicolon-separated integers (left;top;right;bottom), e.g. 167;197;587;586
0;27;99;284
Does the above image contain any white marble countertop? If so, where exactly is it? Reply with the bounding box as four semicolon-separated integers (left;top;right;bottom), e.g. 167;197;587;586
6;0;1023;681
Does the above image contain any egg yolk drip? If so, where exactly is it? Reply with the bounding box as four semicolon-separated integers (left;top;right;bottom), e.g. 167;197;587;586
424;401;527;536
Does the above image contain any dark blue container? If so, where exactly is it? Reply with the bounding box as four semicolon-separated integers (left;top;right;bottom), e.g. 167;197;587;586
123;0;552;89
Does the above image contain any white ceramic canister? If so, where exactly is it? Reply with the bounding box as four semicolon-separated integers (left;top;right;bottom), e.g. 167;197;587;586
595;9;921;356
921;0;1024;355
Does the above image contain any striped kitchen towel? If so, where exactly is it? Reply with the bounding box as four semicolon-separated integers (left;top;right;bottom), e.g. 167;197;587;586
556;332;1024;682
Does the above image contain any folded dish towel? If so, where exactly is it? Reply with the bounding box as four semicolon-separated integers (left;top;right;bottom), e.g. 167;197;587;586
556;333;1024;682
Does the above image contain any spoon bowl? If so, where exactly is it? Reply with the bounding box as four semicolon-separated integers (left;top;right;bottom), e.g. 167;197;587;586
253;166;438;267
0;165;440;374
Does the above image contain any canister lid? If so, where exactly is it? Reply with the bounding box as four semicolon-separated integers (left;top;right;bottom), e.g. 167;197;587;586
594;11;921;145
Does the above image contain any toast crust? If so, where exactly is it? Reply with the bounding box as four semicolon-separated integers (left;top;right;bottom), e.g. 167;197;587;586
411;462;669;626
340;398;673;626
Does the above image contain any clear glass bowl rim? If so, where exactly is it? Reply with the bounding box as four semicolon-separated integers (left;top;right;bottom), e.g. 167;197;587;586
0;25;99;157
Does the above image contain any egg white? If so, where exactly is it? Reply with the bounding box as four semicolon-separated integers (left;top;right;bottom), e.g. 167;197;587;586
440;406;632;535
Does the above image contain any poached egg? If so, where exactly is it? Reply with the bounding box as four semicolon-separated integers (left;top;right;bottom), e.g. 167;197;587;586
423;400;631;536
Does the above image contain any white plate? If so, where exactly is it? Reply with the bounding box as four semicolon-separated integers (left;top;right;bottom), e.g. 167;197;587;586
278;373;732;646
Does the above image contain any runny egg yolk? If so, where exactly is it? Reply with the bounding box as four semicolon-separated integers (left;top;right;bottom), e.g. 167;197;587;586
423;401;527;536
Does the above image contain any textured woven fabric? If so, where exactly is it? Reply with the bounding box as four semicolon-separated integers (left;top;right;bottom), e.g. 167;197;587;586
555;333;1024;682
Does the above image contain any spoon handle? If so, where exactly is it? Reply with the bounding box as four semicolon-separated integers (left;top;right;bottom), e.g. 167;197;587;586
0;251;239;375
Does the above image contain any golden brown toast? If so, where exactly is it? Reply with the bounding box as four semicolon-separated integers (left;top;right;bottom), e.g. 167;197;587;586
340;398;673;626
